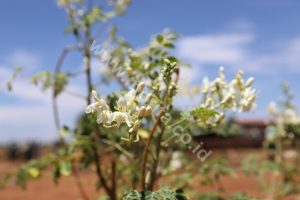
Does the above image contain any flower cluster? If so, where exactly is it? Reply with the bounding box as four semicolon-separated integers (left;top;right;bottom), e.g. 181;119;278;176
267;102;300;140
199;67;256;124
85;82;152;141
268;102;300;125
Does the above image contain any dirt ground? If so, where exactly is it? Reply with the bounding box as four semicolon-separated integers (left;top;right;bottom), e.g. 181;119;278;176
0;149;299;200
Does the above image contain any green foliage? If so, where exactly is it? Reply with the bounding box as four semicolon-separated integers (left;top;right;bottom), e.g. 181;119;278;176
54;73;69;96
85;6;106;25
2;0;262;199
197;192;262;200
190;107;219;123
31;71;52;90
75;112;98;136
198;157;236;187
228;192;262;200
197;192;224;200
122;186;188;200
242;155;280;176
242;154;300;198
31;71;69;97
0;173;11;189
6;66;23;91
0;147;76;189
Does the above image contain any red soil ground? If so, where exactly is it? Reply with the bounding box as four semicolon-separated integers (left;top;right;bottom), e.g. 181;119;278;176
0;149;299;200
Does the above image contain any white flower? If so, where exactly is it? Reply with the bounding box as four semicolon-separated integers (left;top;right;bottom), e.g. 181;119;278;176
124;90;136;110
85;82;152;137
97;110;110;124
199;67;256;125
268;102;278;114
240;88;256;112
86;90;109;113
117;97;128;112
219;66;225;80
169;152;182;171
245;77;255;87
201;77;210;94
107;112;133;128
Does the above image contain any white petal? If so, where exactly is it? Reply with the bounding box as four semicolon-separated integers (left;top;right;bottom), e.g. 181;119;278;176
124;113;133;127
117;98;127;112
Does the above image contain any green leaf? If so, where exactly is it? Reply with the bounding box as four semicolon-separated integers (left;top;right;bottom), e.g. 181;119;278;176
164;43;175;49
28;167;40;178
6;82;12;91
54;73;68;97
59;161;72;176
122;186;188;200
58;125;70;137
190;107;218;122
98;196;110;200
197;192;224;200
0;173;12;189
156;35;164;43
53;164;61;184
85;6;106;25
229;192;262;200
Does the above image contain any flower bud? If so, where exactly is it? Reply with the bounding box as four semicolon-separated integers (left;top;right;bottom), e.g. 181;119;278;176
136;82;145;94
219;66;225;80
138;106;146;118
129;120;141;133
145;93;153;104
145;106;152;117
215;113;225;124
125;66;134;76
245;77;255;87
164;58;171;65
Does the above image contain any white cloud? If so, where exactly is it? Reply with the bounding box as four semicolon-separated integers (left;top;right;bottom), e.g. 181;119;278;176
0;79;86;143
241;37;300;73
177;33;254;64
0;50;86;143
5;49;41;70
174;27;300;116
176;32;300;74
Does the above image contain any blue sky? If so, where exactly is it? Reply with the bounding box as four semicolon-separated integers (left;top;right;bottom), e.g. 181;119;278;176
1;0;300;143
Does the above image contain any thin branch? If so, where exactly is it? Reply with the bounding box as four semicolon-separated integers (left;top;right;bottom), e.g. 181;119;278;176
52;45;81;131
95;57;129;90
111;159;117;200
91;142;112;194
142;66;180;191
52;45;90;200
100;139;134;159
141;109;165;192
149;126;165;190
